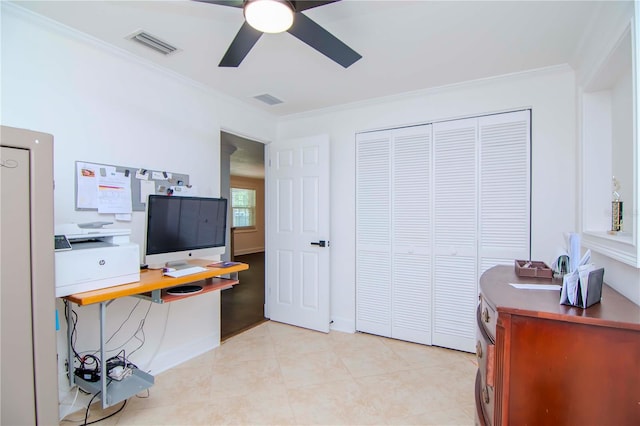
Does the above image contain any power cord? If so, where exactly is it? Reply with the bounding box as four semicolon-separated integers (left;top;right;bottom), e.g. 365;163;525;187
64;301;83;362
81;391;127;426
66;301;101;381
86;299;152;358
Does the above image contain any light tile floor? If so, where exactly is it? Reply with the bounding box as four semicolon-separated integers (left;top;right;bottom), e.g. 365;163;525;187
62;321;477;425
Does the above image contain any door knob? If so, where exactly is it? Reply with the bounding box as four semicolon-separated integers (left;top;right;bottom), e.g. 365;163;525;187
310;240;327;247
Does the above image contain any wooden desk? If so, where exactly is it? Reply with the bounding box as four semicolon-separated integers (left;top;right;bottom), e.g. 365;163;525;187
63;259;249;408
64;259;249;305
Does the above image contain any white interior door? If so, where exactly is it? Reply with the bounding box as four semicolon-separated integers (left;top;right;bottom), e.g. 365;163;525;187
266;135;331;332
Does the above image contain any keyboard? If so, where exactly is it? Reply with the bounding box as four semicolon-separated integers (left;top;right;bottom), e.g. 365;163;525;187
163;266;207;278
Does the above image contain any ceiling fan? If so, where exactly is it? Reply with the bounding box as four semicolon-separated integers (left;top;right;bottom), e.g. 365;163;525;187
195;0;362;68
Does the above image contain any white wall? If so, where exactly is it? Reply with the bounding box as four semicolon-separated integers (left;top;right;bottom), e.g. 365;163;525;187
1;4;276;418
277;67;578;332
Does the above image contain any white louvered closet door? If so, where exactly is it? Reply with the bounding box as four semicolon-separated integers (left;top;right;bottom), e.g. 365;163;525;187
356;111;530;352
432;118;478;353
478;111;531;273
356;130;392;337
391;125;432;345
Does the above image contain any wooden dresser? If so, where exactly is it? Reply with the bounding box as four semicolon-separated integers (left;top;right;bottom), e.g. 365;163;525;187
476;266;640;426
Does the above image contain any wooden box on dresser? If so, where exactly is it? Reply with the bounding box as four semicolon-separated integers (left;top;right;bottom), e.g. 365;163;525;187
475;265;640;426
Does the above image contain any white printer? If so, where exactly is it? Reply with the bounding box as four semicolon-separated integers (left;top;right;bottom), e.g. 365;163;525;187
54;223;140;297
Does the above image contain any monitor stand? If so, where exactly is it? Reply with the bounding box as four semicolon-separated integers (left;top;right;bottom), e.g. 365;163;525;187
166;285;203;296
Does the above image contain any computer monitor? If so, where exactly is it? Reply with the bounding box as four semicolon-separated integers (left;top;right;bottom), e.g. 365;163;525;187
144;195;227;268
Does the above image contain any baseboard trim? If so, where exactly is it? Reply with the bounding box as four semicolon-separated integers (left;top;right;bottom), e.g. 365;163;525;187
330;316;355;333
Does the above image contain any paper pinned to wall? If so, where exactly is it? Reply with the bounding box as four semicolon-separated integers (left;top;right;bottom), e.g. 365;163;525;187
97;170;132;214
152;171;171;180
136;169;149;180
140;180;156;203
76;162;100;209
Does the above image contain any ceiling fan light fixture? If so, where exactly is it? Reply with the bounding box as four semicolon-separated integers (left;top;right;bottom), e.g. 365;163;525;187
244;0;294;34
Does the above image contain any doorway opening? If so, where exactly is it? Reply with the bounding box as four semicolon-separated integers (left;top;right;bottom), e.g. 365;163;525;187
220;131;267;340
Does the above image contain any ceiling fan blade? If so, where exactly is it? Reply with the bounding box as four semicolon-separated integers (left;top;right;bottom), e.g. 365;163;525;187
193;0;243;8
287;12;361;68
293;0;341;12
219;21;263;67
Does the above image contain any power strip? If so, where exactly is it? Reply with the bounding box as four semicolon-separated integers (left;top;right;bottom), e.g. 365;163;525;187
108;366;133;381
74;368;100;382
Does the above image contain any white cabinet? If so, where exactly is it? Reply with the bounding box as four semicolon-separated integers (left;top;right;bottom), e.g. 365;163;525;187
1;126;58;425
356;111;530;352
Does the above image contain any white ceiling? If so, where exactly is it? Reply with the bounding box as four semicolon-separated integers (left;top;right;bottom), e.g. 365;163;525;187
13;0;607;117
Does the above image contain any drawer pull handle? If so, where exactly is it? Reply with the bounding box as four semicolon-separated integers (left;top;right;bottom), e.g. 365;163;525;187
482;307;490;323
482;386;490;404
476;341;483;359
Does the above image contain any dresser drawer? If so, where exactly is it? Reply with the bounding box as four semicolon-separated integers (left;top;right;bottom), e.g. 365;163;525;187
476;305;495;425
479;294;497;341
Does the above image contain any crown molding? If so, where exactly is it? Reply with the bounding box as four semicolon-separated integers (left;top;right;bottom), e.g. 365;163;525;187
279;64;573;122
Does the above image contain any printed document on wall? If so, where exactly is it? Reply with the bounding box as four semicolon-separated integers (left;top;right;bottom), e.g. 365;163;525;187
97;170;132;214
76;162;100;209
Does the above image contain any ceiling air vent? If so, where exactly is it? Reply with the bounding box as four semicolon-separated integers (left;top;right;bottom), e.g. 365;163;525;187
253;94;284;106
127;30;179;56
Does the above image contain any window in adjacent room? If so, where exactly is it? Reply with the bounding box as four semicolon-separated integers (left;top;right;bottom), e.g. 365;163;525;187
231;187;256;228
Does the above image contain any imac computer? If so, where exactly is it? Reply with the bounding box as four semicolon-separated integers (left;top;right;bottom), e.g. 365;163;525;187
144;195;227;269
